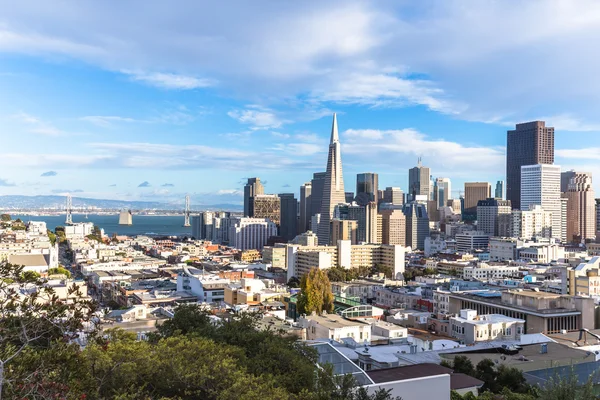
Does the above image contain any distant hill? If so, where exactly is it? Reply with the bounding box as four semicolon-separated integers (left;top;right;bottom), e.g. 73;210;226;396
0;195;243;212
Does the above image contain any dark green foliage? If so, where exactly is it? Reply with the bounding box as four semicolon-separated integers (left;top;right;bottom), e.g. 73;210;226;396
0;214;10;222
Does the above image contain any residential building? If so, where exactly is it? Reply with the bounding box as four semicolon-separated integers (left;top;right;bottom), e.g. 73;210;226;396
331;219;358;245
299;313;371;342
511;205;552;239
380;209;406;246
331;280;386;303
253;194;281;226
450;309;525;345
299;182;312;233
177;268;229;303
262;246;287;269
476;198;512;237
562;172;595;243
228;217;278;250
318;114;346;245
520;164;562;240
365;201;379;244
243;177;264;217
403;202;429;250
462;263;519;280
278;193;298;241
357;173;379;202
506;121;555;210
408;159;430;201
463;182;491;219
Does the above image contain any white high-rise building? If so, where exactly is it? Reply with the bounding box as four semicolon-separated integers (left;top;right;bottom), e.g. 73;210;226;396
520;164;562;240
229;217;277;250
511;205;552;239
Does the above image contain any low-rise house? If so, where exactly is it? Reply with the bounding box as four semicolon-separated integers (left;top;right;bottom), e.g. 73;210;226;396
299;312;372;342
450;309;525;344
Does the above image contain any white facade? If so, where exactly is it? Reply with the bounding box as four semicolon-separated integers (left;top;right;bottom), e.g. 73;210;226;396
424;237;447;257
64;222;94;238
450;310;525;344
520;164;562;240
511;205;552;239
300;313;371;342
462;263;519;280
229;217;277;250
177;268;229;303
455;231;489;252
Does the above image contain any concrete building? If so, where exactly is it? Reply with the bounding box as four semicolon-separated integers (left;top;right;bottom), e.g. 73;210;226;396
383;187;404;206
511;205;552;239
253;194;281;226
211;214;231;244
318;114;346;245
434;178;451;208
262;246;287;269
521;164;562;240
506;121;555;210
380;209;406;246
562;171;595;243
408;159;430;201
229;217;278;250
330;219;358;245
462;263;519;280
403;202;429;250
448;290;593;334
299;313;371;342
64;222;94;238
463;182;491;219
357;173;378;202
118;210;132;225
191;211;215;240
177;267;229;303
278;193;298;242
450;309;525;345
243;177;264;217
476;198;512;237
299;182;312;233
455;231;489;253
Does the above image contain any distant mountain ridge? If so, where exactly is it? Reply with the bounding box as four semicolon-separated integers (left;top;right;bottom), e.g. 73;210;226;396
0;195;243;212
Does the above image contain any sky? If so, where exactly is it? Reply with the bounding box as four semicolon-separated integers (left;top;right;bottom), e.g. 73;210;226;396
1;0;600;207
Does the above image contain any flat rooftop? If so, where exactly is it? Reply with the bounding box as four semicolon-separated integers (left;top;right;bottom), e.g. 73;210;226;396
304;313;368;329
367;363;484;390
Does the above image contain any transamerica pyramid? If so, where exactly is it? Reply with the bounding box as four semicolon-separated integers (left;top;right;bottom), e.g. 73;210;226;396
317;113;346;245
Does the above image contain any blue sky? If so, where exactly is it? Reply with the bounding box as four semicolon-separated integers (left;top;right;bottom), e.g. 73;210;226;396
1;0;599;207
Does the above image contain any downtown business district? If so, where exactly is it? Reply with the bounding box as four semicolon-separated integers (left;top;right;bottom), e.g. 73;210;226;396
3;115;600;398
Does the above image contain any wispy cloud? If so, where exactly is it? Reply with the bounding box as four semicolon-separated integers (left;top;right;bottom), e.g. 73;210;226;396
80;115;139;127
161;183;174;187
0;178;15;187
138;181;151;187
40;170;57;177
228;105;286;130
12;112;67;136
51;188;84;194
122;70;216;90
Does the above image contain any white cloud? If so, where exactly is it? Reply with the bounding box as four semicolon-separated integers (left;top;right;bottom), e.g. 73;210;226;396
216;189;242;196
12;112;66;136
556;148;600;160
80;115;139;127
228;106;286;129
122;71;215;90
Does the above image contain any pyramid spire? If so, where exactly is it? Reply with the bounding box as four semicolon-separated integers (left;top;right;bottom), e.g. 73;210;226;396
330;113;339;144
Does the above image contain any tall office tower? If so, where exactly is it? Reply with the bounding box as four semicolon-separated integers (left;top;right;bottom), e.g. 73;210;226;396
299;182;312;233
310;172;326;221
253;194;281;226
560;197;568;242
278;193;298;242
434;178;451;208
495;181;504;200
318;114;346;245
365;201;379;243
403;201;430;250
345;192;355;203
229;217;278;250
561;170;577;193
357;173;379;202
511;205;552;239
191;211;214;239
408;158;431;201
347;204;367;243
506;121;555;210
562;172;595;243
383;187;404;205
429;176;435;202
464;182;491;220
330;219;358;245
243;177;264;217
212;215;231;244
521;164;561;239
476;198;512;237
427;200;440;223
596;199;600;237
447;199;462;214
377;190;385;204
380;209;406;246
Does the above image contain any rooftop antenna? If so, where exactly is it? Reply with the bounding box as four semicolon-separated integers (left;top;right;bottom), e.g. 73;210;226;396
184;195;191;227
65;194;73;225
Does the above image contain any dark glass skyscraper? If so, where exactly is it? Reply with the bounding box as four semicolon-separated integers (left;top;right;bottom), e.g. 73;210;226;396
243;177;264;217
278;193;298;242
506;121;554;209
356;173;378;202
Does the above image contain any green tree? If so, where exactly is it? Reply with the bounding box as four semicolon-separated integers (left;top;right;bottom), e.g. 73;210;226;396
452;355;475;376
496;365;531;394
327;266;348;282
297;268;334;315
475;359;499;393
287;276;301;288
47;230;57;246
0;262;97;398
373;264;394;279
0;214;9;222
538;369;596;400
47;266;72;278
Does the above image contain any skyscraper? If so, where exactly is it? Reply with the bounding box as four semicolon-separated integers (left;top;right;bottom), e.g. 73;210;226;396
408;159;430;201
476;198;512;237
520;164;561;240
506;121;555;209
278;193;298;242
299;182;312;234
561;170;577;193
330;219;358;245
357;173;379;202
562;172;595;243
380;209;406;246
383;187;404;205
318;114;346;245
495;181;504;200
310;172;326;222
253;194;281;226
345;192;355;203
403;201;429;250
434;178;451;208
243;177;264;217
464;182;491;219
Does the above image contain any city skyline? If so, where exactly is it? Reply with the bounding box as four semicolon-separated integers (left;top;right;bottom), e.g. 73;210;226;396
1;2;600;206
